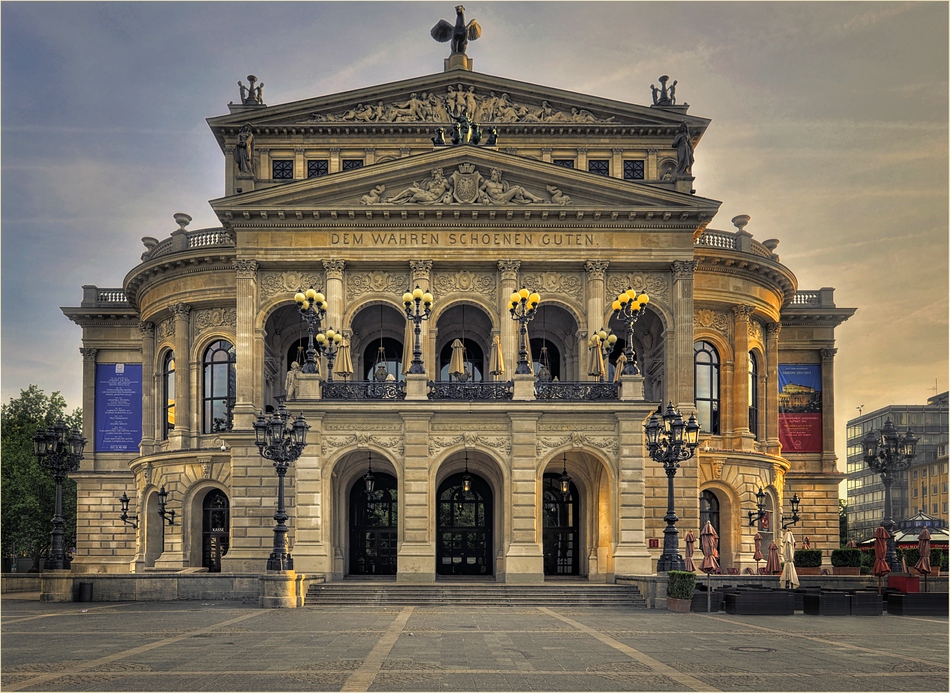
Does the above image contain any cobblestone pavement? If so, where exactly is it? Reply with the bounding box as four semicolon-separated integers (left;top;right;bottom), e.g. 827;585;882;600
1;597;947;692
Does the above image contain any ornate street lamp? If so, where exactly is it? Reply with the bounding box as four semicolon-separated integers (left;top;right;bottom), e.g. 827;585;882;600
611;288;649;375
862;418;918;572
294;287;328;374
315;327;343;382
363;452;376;510
508;287;541;375
747;487;767;527
644;402;700;572
157;485;176;525
402;285;434;374
781;493;802;530
253;401;309;571
118;492;139;530
33;420;86;570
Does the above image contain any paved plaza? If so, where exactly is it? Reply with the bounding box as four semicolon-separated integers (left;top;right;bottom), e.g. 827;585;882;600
1;595;947;692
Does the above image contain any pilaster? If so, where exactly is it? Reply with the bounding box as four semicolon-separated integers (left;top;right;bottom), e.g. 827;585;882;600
323;259;346;334
584;260;609;380
820;348;838;473
765;323;782;454
732;305;755;448
139;322;156;453
670;261;696;409
80;348;97;460
410;260;434;373
398;411;435;582
497;260;521;381
233;259;259;430
505;412;543;582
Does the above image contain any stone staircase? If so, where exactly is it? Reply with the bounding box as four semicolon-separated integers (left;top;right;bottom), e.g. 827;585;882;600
305;581;647;608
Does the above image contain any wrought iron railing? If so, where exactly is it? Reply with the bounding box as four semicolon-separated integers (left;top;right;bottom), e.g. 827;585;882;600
321;380;407;400
427;381;514;401
534;381;619;400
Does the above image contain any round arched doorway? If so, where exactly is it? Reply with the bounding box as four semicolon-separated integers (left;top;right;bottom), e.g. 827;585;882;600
542;473;579;576
437;472;493;576
349;472;398;575
201;489;229;572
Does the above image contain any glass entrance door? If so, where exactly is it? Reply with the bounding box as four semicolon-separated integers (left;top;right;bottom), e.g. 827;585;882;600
542;474;579;575
437;472;492;576
350;473;398;575
202;489;229;572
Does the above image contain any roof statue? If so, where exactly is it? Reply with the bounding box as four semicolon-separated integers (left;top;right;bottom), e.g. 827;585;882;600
237;74;265;106
651;75;676;107
431;5;481;56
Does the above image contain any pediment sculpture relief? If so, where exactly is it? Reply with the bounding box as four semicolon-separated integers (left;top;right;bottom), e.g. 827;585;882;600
363;164;571;205
306;86;616;124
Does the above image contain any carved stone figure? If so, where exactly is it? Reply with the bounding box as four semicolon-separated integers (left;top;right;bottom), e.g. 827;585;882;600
479;168;543;204
484;127;498;146
653;75;677;106
237;75;264;105
431;5;482;56
360;185;386;205
432;127;447;146
284;361;301;401
546;185;572;206
673;123;694;177
385;169;451;204
234;123;254;174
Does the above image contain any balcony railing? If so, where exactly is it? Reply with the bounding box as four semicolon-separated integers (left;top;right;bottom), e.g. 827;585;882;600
427;381;514;401
321;380;407;400
534;381;619;400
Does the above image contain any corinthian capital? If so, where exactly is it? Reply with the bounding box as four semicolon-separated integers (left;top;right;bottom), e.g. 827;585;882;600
820;348;837;362
323;259;346;280
671;260;697;279
584;260;609;281
232;259;259;278
81;348;98;362
170;303;192;319
497;259;521;281
732;304;754;322
139;321;155;336
410;259;433;281
766;322;782;341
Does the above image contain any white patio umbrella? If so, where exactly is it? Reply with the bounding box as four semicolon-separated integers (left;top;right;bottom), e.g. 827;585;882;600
780;529;800;589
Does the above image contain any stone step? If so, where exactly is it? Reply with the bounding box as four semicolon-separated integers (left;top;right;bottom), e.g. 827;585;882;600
305;583;647;607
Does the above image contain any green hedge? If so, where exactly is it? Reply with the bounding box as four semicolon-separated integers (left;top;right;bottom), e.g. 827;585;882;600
666;570;696;599
794;549;823;568
830;548;862;567
902;547;946;570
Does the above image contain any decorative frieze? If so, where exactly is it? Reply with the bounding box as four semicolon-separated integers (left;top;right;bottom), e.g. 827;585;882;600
606;272;669;302
428;433;512;457
749;319;764;345
324;423;402;432
432;271;496;302
346;271;410;299
321;434;404;458
520;271;583;302
260;271;324;300
536;431;618;457
194;308;237;333
694;308;731;339
430;422;509;432
538;422;616;432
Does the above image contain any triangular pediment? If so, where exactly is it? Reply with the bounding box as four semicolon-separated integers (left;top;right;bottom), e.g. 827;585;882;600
207;70;708;146
210;147;720;223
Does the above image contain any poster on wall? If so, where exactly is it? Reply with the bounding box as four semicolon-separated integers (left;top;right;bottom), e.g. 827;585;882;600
778;364;822;453
95;363;143;452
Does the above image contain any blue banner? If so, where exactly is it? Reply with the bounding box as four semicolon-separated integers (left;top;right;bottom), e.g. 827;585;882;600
95;363;143;452
778;364;822;453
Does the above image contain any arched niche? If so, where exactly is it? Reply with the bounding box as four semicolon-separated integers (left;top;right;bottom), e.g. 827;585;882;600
607;307;665;400
434;302;494;382
349;301;408;380
528;303;581;381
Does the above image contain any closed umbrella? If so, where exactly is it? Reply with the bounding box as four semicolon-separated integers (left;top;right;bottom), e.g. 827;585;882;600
523;328;533;373
802;536;811;550
845;539;857;548
334;339;354;381
780;530;800;589
684;531;697;572
753;532;764;574
612;353;626;382
873;525;891;595
448;339;466;380
588;340;605;380
915;526;932;592
402;319;414;374
488;335;505;378
699;521;720;612
765;540;781;575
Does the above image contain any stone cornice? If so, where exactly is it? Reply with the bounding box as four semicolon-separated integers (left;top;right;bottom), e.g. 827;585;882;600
123;251;236;311
694;253;797;306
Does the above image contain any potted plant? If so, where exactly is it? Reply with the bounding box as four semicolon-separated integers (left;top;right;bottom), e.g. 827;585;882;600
830;548;862;575
794;549;823;575
666;570;696;612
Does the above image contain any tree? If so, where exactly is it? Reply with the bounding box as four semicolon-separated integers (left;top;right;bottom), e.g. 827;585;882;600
1;386;82;571
839;497;849;546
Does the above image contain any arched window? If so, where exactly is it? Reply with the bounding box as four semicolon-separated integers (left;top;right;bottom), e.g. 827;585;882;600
748;351;759;439
529;338;560;381
203;340;235;433
694;341;720;434
700;490;720;538
162;351;175;439
363;337;404;381
439;338;484;382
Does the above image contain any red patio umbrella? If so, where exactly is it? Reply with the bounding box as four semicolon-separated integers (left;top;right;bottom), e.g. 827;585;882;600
684;531;697;572
699;521;720;612
915;526;932;592
753;532;764;573
845;539;857;548
765;540;781;574
873;525;891;594
802;536;811;550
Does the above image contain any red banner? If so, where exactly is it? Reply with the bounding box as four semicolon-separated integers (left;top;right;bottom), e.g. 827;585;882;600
779;413;823;453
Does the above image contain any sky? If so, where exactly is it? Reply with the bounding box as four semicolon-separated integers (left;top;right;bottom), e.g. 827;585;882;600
2;1;947;478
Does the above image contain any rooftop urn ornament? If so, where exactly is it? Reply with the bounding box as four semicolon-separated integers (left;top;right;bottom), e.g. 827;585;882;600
431;5;482;58
237;74;265;105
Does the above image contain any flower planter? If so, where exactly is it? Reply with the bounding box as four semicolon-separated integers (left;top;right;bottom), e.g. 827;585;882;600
833;567;860;576
667;597;692;613
795;567;821;575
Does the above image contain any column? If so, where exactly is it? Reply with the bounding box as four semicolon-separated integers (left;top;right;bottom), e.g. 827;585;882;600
765;323;782;455
169;303;192;448
329;148;341;173
410;260;433;373
732;305;754;448
505;413;543;582
820;348;838;473
647;148;658;181
584;260;608;380
398;412;435;582
670;261;696;409
497;260;521;381
232;260;259;431
323;260;346;333
294;147;305;179
139;321;156;454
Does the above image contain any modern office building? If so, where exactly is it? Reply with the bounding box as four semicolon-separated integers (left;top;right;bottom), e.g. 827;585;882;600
62;20;854;581
846;392;949;542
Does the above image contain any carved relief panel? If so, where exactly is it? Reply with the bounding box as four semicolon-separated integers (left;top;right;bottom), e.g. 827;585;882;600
605;272;669;303
431;270;497;302
346;270;410;300
260;271;324;301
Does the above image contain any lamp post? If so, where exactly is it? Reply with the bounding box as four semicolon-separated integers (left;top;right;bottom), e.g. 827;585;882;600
315;327;343;382
781;493;802;530
588;328;618;382
294;287;328;374
747;487;767;527
253;401;309;571
644;402;700;572
402;286;433;374
118;492;139;530
32;420;86;570
611;288;649;375
508;288;541;375
862;418;918;572
157;485;176;525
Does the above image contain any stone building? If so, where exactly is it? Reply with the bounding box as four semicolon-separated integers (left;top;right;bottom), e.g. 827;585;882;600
63;37;854;581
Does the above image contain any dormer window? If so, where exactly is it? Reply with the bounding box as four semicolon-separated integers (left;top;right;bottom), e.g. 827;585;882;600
308;160;329;178
588;159;609;176
342;159;364;171
272;160;293;179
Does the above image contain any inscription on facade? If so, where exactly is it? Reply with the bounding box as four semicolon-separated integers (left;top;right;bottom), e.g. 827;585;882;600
331;232;596;248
